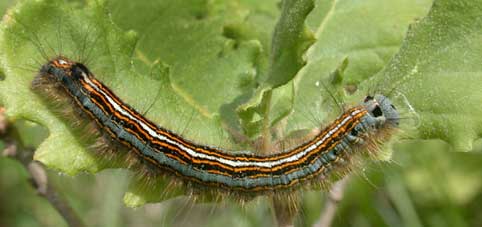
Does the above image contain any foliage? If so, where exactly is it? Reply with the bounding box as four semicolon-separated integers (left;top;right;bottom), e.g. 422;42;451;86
1;0;482;226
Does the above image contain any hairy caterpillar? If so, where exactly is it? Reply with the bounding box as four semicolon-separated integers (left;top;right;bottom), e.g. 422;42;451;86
31;56;400;199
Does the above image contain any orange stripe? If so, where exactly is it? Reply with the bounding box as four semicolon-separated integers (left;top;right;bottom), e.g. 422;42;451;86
89;76;366;165
73;66;367;189
83;78;367;174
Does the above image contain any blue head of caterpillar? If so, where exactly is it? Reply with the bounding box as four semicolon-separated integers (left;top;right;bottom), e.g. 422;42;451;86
362;94;400;128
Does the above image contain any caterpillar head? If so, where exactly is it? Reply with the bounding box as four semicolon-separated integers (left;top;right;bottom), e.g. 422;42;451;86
363;94;400;127
38;56;91;84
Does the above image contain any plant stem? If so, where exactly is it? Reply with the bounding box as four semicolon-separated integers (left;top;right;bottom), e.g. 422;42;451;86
261;90;273;154
313;176;350;227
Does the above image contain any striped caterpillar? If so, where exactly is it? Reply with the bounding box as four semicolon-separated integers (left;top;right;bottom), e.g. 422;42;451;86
32;56;400;199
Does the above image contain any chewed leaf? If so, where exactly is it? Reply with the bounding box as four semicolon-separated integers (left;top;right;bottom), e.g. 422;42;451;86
236;0;316;138
363;0;482;151
263;0;316;88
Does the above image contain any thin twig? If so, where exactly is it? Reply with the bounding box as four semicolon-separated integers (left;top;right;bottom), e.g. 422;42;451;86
313;176;350;227
0;107;6;135
0;108;86;227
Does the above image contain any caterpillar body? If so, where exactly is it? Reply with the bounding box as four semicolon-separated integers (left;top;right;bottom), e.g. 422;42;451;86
32;56;400;198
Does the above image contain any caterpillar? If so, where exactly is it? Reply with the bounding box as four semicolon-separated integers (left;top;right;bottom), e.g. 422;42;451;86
31;56;400;198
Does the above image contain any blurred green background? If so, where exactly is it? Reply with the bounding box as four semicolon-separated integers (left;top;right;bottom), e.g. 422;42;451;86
2;0;482;226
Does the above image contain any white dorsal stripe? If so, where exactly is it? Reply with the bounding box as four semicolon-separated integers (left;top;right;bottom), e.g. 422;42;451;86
81;73;364;168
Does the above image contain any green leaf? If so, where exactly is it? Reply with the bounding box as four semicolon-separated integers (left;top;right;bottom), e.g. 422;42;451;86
264;0;316;88
363;0;482;151
236;0;315;138
109;0;263;140
0;0;138;174
281;0;433;136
